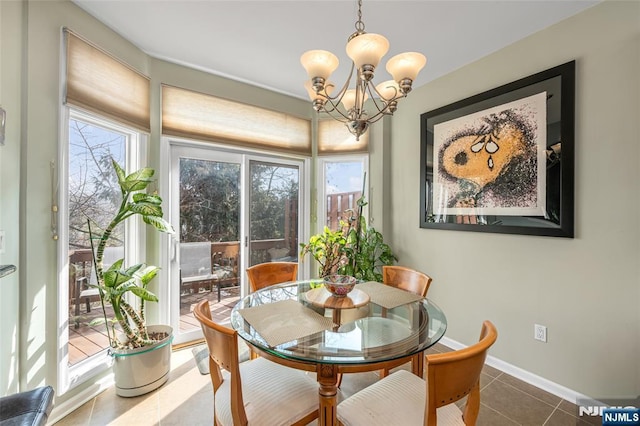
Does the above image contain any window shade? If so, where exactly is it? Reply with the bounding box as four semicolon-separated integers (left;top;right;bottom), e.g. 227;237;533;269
162;85;311;155
64;29;150;132
318;120;369;155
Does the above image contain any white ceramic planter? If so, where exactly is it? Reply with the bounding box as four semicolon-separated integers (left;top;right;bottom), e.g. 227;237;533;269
112;325;173;397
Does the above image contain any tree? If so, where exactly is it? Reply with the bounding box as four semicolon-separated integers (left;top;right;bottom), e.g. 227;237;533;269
68;119;125;250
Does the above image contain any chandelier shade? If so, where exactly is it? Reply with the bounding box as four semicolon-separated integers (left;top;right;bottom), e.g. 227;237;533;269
345;33;389;70
300;50;339;81
386;52;427;84
301;0;426;140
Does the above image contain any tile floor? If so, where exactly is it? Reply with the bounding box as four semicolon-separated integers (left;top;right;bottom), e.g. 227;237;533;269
54;342;598;426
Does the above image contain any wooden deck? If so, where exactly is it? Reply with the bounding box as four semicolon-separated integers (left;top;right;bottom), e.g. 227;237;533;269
68;287;240;366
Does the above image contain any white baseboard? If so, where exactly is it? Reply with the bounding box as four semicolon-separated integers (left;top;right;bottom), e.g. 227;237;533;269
438;336;593;405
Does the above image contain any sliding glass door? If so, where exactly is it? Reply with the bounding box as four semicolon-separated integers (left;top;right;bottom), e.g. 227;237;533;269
168;144;304;344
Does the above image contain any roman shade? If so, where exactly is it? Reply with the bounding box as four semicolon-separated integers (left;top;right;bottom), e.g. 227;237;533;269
162;85;311;155
63;28;150;132
318;119;369;155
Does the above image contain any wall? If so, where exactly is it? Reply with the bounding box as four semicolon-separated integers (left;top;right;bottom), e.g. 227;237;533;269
0;0;24;396
0;0;317;408
389;0;639;398
15;0;151;402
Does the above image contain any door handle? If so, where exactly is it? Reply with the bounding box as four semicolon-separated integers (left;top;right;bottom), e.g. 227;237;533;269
171;238;179;262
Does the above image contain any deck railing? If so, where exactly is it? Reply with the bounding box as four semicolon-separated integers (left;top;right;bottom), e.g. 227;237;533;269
69;191;360;305
326;191;362;230
68;239;295;305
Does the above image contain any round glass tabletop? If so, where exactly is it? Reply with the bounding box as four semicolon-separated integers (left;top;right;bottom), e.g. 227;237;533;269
230;280;447;365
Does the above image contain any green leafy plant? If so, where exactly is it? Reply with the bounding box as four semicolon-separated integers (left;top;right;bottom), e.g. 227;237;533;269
300;225;348;277
300;194;396;281
89;159;174;350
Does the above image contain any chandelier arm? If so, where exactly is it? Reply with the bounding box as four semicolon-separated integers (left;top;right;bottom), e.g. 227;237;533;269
365;83;393;115
322;61;356;105
365;111;389;124
321;98;353;121
353;73;369;119
319;106;351;124
369;81;402;104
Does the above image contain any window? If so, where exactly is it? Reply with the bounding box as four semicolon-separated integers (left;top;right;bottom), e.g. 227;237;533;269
318;155;368;231
58;108;145;392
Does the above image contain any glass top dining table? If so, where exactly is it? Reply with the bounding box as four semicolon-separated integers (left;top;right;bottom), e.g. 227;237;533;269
230;279;447;425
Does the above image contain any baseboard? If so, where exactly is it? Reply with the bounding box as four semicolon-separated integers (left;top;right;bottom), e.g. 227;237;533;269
48;375;114;425
438;336;593;405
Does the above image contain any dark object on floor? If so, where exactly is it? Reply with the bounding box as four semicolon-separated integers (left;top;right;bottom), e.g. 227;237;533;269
0;385;55;426
192;341;250;375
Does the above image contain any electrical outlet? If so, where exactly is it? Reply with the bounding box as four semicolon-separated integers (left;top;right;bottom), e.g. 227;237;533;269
0;230;5;254
534;324;547;342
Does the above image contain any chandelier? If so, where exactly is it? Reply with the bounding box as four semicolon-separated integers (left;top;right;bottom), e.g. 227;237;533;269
301;0;426;140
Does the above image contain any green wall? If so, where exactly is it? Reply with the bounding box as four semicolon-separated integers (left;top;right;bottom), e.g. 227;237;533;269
0;0;25;396
388;0;639;398
0;0;317;411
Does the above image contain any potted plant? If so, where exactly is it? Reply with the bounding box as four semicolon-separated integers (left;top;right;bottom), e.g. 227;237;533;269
341;196;397;281
299;225;348;278
300;193;396;281
88;159;174;397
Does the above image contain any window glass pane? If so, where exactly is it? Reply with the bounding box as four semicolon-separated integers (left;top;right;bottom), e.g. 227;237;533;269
324;161;364;230
68;117;126;367
178;158;241;333
249;162;300;266
179;159;240;244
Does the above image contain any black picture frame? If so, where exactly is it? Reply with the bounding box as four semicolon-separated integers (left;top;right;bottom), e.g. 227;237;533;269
420;61;575;237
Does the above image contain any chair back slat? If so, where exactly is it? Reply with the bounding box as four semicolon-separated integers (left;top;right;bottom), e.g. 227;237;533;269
383;265;433;297
193;300;248;425
246;262;298;292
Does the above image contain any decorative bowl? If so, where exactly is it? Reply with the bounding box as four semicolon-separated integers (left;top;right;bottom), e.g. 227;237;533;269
323;274;357;297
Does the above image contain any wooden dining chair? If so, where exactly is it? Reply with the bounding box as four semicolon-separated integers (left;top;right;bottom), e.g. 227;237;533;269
382;265;433;298
193;299;319;426
246;261;298;292
337;321;498;426
380;265;433;377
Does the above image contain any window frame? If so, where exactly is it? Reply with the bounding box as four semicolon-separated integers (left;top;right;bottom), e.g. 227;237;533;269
316;154;369;233
57;106;147;394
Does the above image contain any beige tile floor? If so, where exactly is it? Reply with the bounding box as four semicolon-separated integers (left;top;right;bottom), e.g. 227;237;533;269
55;343;597;426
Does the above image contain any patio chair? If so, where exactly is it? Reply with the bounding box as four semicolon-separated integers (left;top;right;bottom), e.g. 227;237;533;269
212;243;240;301
193;299;319;426
74;246;124;325
337;321;498;426
180;241;215;296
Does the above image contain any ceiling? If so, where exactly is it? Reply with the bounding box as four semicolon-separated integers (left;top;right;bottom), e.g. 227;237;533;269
72;0;599;100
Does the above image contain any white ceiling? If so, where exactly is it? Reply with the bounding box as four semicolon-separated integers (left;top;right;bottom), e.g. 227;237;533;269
72;0;599;100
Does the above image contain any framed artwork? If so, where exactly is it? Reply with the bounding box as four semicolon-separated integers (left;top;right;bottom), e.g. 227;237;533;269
419;61;575;237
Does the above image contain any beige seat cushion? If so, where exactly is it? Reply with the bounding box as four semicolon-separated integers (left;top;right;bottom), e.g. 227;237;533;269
215;357;318;426
337;369;464;426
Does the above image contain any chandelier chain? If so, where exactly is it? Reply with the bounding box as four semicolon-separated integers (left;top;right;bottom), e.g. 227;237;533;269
354;0;365;33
